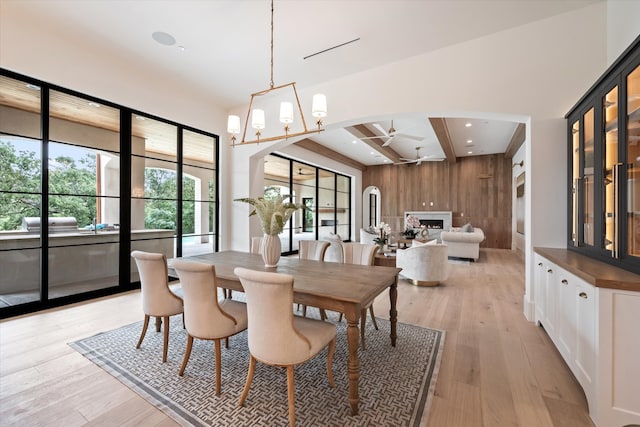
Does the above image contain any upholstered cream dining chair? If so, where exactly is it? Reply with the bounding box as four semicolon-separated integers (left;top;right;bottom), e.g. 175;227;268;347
172;259;248;395
234;267;336;427
131;250;184;363
340;242;379;350
297;240;330;320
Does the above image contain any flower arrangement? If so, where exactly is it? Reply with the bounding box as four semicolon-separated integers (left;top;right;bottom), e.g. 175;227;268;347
406;215;421;228
235;189;305;236
373;222;392;246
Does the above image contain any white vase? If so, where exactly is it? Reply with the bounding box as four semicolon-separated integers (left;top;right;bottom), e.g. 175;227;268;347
261;234;281;267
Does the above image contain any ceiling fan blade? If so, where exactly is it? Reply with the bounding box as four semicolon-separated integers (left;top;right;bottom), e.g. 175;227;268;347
395;133;424;142
381;135;395;147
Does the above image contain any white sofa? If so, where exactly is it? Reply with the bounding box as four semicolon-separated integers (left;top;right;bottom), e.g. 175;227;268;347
395;240;449;286
440;227;485;261
359;227;378;245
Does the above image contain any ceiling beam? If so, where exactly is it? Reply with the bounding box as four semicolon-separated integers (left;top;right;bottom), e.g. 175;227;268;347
429;118;457;164
505;123;525;159
344;125;403;164
294;138;366;171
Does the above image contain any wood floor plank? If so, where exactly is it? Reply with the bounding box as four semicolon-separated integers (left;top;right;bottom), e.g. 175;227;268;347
0;249;595;426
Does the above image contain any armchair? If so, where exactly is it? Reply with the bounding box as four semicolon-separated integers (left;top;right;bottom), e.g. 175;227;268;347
395;242;449;286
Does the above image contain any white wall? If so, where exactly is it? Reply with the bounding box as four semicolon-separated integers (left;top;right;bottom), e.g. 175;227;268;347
606;0;640;65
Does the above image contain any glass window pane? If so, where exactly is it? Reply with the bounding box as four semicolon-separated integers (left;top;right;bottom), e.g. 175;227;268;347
183;129;215;168
49;90;120;153
627;64;640;258
130;238;175;281
318;169;335;190
0;248;40;305
0;75;42;139
0;135;41;193
182;200;213;236
571;120;579;245
131;157;178;200
264;154;290;187
49;242;119;298
182;233;213;257
583;108;595;246
132;114;177;158
182;165;214;202
603;86;618;253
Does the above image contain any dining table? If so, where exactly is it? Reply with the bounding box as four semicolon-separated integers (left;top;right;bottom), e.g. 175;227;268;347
169;250;401;416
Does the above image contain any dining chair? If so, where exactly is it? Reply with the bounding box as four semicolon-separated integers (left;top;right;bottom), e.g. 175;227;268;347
234;267;336;427
131;250;184;363
340;242;379;350
297;240;330;320
172;259;248;395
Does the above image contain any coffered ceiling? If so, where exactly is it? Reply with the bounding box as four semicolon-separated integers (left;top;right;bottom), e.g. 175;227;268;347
1;0;600;167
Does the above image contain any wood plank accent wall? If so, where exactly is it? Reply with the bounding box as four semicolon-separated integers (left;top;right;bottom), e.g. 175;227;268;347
362;154;512;249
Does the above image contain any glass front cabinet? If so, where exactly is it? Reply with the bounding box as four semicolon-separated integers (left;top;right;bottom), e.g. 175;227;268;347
567;37;640;272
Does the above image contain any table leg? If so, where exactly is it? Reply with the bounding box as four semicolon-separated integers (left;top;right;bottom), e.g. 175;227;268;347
344;307;361;415
389;275;398;347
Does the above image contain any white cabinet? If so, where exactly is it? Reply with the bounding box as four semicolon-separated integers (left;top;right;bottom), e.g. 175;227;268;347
533;251;640;427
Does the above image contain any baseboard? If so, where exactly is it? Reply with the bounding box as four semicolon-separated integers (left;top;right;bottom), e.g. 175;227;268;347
522;293;535;322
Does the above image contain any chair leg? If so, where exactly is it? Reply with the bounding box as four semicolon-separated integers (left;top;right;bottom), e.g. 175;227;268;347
320;308;327;321
225;337;229;349
155;316;162;332
179;334;194;376
360;309;366;351
326;338;336;387
214;339;222;395
136;315;150;349
286;365;296;427
302;305;307;317
338;313;343;322
162;316;170;363
369;306;379;330
239;355;256;407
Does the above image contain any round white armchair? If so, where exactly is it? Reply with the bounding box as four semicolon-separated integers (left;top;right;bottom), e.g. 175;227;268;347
395;241;449;286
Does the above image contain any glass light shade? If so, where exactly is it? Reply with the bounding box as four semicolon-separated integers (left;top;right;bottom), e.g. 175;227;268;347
312;94;327;118
251;109;265;130
227;115;240;134
279;102;294;124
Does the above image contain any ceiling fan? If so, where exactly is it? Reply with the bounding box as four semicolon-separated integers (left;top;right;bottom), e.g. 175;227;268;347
360;119;424;147
395;147;432;166
297;167;314;176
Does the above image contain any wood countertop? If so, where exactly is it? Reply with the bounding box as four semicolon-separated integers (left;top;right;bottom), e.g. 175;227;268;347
534;247;640;293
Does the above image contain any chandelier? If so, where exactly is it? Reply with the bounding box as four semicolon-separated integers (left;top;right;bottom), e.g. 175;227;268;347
227;0;326;146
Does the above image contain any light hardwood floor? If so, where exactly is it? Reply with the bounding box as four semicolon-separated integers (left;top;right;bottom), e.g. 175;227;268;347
0;249;594;426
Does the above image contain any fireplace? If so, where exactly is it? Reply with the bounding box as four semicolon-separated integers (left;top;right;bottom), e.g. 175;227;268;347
419;219;444;229
405;211;452;241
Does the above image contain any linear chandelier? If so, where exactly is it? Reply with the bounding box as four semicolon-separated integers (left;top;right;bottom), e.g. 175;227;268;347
227;0;326;146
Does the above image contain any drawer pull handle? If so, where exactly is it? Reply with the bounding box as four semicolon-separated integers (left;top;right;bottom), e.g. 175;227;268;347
538;262;543;266
547;269;553;273
579;292;588;299
561;279;568;285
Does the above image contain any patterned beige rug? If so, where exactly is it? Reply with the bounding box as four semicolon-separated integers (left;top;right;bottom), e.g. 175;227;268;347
70;311;444;427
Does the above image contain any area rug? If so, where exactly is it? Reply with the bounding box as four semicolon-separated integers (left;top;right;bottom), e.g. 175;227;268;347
70;312;444;427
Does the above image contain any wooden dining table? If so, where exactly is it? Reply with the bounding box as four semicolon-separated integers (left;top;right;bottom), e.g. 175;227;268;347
169;250;401;416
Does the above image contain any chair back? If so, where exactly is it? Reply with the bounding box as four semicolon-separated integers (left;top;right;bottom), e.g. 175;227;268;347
298;240;329;261
234;267;312;364
342;242;377;266
250;236;263;254
172;259;241;338
131;250;182;316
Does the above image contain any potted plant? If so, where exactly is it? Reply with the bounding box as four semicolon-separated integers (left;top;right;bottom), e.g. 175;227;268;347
373;222;391;252
402;227;418;239
235;188;305;267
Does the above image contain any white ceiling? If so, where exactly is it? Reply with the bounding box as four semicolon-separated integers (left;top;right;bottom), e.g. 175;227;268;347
1;0;600;166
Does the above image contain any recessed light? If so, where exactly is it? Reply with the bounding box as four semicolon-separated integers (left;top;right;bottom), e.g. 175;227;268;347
466;139;472;143
465;123;472;127
26;83;40;91
370;151;375;155
88;102;101;108
384;159;390;163
152;31;176;46
178;45;186;52
351;140;357;144
467;151;473;154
